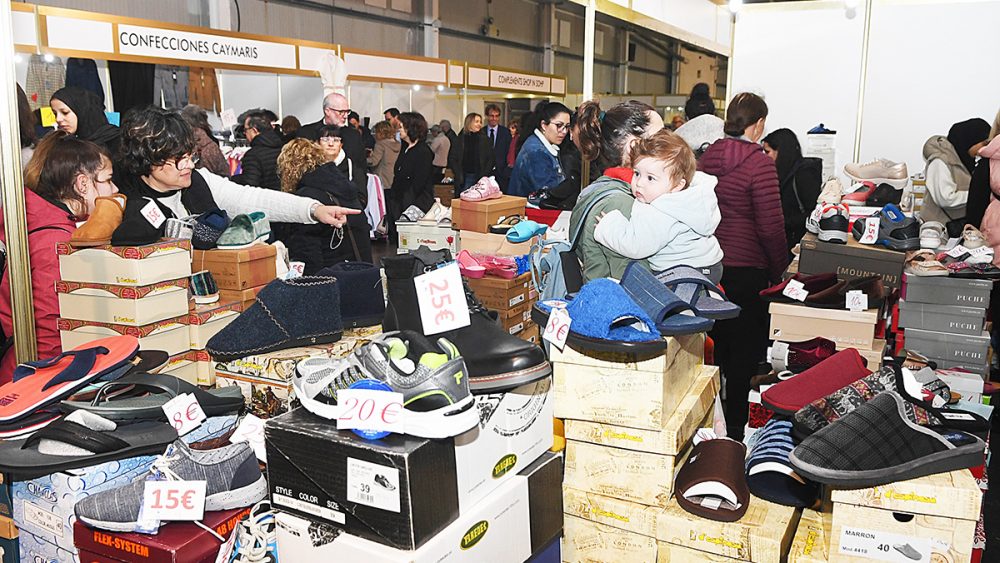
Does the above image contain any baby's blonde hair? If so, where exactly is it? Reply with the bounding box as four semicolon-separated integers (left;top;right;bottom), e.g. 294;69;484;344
629;130;696;188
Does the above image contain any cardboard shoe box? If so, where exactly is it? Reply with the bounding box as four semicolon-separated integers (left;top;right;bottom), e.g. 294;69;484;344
798;233;905;290
188;300;242;349
58;315;191;356
903;327;990;366
56;279;189;326
769;302;878;349
467;272;536;311
898;299;986;336
459;230;534;256
274;452;563;563
902;273;993;307
563;513;658;563
656;495;800;562
397;223;460;254
0;516;16;563
215;370;295;418
552;334;705;430
830;469;982;562
56;239;192;286
451;195;526;233
218;285;263;311
192;244;277;291
788;509;832;563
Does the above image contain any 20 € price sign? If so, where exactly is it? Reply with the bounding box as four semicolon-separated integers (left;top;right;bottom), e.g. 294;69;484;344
337;389;406;434
161;393;207;436
413;262;471;335
142;480;207;521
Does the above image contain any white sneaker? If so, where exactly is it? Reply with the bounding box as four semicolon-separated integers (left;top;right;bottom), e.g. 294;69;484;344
844;158;908;189
805;203;823;234
818;179;844;205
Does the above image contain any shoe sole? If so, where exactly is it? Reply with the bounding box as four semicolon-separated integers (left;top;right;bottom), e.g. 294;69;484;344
845;174;908;190
878;237;920;251
469;361;552;394
789;442;984;489
817;229;847;244
207;332;343;362
404;395;479;439
77;475;269;533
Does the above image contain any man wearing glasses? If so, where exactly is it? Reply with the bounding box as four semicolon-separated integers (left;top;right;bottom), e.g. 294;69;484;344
296;93;368;199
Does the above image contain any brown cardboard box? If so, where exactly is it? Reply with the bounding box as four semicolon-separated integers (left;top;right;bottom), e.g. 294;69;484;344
788;509;832;563
552;335;705;430
219;285;264;310
656;495;800;562
564;514;658;563
192;245;277;291
188;300;242;349
519;323;540;344
830;470;981;562
459;230;535;256
451;195;526;233
563;438;690;507
501;309;533;333
769;302;878;349
799;233;906;290
563;485;662;538
564;365;719;455
467;272;535;310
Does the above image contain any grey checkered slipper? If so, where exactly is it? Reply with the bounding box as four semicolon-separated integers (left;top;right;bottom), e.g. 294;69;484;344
789;391;985;488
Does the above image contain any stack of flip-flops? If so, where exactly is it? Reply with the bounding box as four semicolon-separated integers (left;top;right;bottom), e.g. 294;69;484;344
531;262;739;353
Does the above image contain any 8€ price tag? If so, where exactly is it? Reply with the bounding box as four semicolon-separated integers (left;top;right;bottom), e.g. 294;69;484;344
543;306;572;351
337;389;406;434
845;290;868;312
782;279;809;302
161;393;207;436
142;480;207;521
858;217;880;244
414;262;471;335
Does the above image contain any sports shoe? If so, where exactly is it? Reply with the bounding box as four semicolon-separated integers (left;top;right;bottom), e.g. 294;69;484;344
227;501;277;563
817;203;849;243
374;474;396;491
850;204;919;251
844;158;908;189
865;183;902;207
817;178;843;205
805;204;822;235
460;176;502;202
74;440;267;532
842;181;876;205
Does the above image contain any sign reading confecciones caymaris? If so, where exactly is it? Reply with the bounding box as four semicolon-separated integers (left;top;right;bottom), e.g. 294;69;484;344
116;24;297;69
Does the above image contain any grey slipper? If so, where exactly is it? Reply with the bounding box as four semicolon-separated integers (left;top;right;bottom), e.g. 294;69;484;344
60;373;245;421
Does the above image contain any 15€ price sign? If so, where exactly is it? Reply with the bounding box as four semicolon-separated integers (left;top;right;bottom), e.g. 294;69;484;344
337;389;406;434
161;393;207;436
142;480;207;521
414;262;471;335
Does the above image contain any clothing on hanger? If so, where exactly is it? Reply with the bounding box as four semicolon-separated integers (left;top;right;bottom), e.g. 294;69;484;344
65;58;104;105
25;54;65;111
153;65;189;109
189;67;221;114
108;61;155;114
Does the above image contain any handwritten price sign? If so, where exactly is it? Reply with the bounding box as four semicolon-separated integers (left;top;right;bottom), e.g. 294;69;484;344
161;393;207;436
142;480;207;521
337;389;405;433
414;262;471;335
858;217;880;244
782;279;809;302
543;306;572;350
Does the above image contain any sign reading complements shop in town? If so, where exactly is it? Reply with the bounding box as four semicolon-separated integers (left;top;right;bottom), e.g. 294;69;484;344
117;24;297;68
490;70;551;94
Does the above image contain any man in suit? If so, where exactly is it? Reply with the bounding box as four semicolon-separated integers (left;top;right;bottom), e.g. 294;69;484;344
297;93;368;200
484;104;512;191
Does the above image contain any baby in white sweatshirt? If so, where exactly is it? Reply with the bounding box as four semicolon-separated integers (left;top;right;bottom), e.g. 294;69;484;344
595;130;724;282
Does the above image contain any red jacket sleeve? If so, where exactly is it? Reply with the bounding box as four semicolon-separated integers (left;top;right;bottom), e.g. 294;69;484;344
748;154;790;281
30;229;68;361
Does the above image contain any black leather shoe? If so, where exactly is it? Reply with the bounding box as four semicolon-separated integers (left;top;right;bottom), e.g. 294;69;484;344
382;247;551;394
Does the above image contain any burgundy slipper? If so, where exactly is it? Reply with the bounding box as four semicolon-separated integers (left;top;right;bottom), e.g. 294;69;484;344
759;273;839;303
761;348;870;415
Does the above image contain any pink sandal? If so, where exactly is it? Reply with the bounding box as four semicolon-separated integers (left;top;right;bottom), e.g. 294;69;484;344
457;250;486;278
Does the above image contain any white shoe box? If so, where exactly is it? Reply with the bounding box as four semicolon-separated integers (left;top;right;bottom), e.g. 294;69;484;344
56;239;191;286
56;279;189;326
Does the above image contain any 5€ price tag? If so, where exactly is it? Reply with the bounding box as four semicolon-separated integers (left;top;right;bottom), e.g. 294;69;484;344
782;279;809;302
858;217;880;244
845;290;868;312
161;393;206;436
414;262;471;335
337;389;405;434
543;306;572;351
142;480;207;521
140;200;166;229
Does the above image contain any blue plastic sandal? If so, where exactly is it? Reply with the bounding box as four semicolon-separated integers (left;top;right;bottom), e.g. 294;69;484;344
620;262;715;336
506;220;547;243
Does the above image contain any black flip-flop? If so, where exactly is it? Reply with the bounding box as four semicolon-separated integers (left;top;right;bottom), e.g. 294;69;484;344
60;372;245;421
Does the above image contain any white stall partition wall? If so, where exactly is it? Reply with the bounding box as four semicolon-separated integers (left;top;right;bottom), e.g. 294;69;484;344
218;70;280;125
281;74;325;126
730;1;865;183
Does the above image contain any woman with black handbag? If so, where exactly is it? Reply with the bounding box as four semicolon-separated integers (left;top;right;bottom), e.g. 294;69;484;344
762;128;822;255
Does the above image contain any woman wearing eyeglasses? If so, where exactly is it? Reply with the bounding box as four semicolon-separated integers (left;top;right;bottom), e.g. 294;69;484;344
112;106;358;235
508;102;571;197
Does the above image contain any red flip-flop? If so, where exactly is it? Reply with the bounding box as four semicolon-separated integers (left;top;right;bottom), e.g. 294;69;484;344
0;336;139;423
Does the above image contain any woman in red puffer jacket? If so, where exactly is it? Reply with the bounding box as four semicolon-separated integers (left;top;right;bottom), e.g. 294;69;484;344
699;92;788;440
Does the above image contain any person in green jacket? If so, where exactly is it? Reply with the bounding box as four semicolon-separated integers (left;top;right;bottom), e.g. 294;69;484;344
570;100;665;281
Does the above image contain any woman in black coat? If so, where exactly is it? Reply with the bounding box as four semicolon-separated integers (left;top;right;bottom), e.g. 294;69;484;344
448;112;495;195
389;112;435;242
763;128;823;254
49;87;121;156
276;138;372;274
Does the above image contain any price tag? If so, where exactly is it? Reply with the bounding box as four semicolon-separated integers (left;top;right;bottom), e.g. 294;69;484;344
968;246;993;259
845;290;868;312
337;389;405;434
782;279;809;302
838;526;930;562
220;108;238;130
161;393;206;436
140;200;166;229
141;480;207;521
947;245;970;258
229;414;267;463
858;217;880;244
40;107;56;127
413;262;471;335
543;307;572;351
770;341;790;371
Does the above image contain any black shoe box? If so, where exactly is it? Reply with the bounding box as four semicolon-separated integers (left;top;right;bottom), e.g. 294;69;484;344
265;407;460;550
799;233;906;290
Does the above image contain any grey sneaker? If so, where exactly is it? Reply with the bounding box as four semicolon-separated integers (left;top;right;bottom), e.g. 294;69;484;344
74;440;266;532
350;330;477;439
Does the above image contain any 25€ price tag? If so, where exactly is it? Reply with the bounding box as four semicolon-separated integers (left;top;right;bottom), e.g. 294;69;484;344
414;262;470;335
858;217;880;244
845;290;868;312
782;279;809;302
142;480;207;521
140;200;166;229
337;389;405;434
229;413;266;463
543;306;572;351
161;393;206;436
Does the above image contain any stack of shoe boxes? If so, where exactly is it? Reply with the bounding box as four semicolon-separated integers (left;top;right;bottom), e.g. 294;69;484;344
54;240;194;379
899;273;993;383
192;244;277;311
451;195;525;234
266;377;562;561
554;337;800;562
460;228;539;343
0;476;15;563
